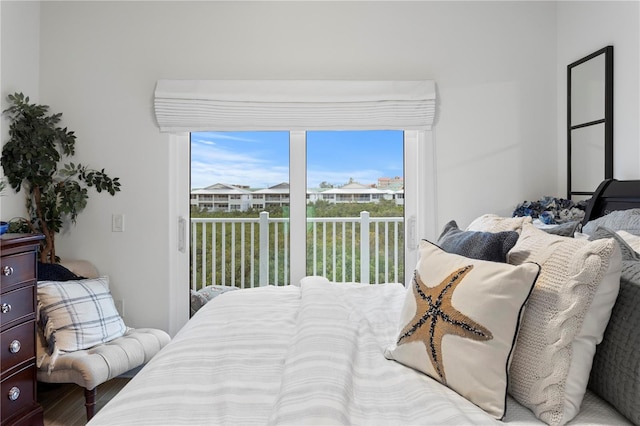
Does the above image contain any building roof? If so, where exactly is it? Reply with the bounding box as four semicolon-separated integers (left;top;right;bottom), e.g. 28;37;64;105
193;183;252;194
253;182;290;194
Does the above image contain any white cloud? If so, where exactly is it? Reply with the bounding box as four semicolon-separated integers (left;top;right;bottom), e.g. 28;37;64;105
191;132;261;144
190;131;399;189
191;146;289;188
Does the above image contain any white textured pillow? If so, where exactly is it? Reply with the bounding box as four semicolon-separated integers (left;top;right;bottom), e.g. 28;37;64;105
507;223;621;426
617;230;640;253
37;276;127;371
385;240;540;419
466;214;532;233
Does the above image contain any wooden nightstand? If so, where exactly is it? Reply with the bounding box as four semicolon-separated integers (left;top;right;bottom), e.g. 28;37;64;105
1;234;44;426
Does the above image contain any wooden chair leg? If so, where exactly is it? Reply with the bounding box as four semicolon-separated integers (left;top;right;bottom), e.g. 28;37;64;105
85;387;97;420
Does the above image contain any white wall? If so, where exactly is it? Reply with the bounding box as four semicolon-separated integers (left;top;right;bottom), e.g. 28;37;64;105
0;1;40;220
2;1;616;333
556;1;640;192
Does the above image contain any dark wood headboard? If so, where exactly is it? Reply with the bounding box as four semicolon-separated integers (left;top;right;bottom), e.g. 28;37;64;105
582;179;640;225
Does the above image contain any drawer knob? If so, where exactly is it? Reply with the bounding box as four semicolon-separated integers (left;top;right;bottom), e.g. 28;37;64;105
2;265;14;276
0;303;11;314
8;386;20;401
9;340;21;354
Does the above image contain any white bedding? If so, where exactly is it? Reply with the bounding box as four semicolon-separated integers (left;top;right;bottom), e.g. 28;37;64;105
88;279;631;425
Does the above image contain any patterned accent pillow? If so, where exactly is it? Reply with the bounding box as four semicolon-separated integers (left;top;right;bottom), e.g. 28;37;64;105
507;223;621;426
190;289;208;317
190;285;240;316
437;220;518;263
37;276;127;371
385;240;540;419
198;284;239;302
587;227;640;425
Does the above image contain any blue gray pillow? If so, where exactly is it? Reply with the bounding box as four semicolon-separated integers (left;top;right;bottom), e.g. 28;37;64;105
588;226;640;425
190;285;240;317
436;220;519;263
583;208;640;236
541;221;580;237
37;262;83;281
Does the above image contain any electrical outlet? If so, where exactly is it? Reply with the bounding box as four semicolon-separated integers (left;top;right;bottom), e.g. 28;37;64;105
114;299;125;317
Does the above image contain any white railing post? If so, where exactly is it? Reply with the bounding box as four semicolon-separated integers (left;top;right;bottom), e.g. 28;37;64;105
259;211;269;286
360;211;370;284
191;223;197;290
201;223;207;287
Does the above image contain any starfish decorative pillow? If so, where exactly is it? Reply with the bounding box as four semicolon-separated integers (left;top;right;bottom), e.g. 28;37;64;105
385;240;540;419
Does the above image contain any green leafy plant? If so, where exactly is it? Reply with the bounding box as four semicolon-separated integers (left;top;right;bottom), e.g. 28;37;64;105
1;92;121;262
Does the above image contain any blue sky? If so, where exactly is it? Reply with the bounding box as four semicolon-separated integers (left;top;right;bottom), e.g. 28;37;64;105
190;130;404;189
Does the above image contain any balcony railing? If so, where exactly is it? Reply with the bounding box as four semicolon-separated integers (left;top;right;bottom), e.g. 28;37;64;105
191;211;404;290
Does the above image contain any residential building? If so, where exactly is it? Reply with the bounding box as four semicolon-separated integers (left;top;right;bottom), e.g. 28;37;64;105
252;182;290;209
192;181;404;212
378;176;404;190
190;183;252;212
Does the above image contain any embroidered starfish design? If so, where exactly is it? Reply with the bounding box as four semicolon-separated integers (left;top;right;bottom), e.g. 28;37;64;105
397;266;493;384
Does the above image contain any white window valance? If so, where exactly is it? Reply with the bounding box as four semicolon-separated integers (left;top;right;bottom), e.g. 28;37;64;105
153;80;436;132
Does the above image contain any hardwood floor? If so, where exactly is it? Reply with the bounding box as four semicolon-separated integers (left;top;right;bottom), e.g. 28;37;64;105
39;378;129;426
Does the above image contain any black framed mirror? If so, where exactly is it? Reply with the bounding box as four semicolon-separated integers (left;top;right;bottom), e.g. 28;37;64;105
567;46;613;200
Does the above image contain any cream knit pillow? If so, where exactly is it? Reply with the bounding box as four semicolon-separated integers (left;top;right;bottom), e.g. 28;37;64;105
507;223;621;426
466;214;532;233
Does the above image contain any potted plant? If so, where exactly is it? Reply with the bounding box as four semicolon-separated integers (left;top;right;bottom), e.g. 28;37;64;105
1;92;121;262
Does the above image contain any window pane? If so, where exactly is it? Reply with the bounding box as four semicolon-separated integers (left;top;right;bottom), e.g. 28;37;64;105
306;130;404;284
189;129;406;306
190;131;290;293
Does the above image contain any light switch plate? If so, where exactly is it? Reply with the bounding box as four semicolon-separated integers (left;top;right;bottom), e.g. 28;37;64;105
112;214;125;232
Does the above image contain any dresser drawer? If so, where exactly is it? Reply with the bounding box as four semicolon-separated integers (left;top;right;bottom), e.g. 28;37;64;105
5;406;43;426
1;321;35;376
0;286;36;331
1;251;37;291
1;364;37;422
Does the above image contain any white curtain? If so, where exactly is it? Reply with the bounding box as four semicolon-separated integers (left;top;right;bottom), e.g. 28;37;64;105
154;80;436;132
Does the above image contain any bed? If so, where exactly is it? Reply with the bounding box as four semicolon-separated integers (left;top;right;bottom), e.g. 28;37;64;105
88;179;639;426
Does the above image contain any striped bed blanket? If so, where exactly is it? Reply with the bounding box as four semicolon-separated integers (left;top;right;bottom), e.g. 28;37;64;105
88;278;629;425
